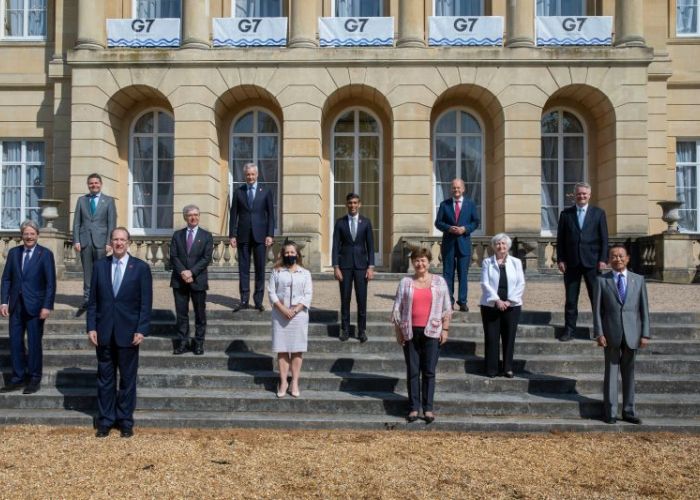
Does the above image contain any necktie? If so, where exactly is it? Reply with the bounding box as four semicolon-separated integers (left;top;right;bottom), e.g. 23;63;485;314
454;200;461;222
350;217;357;240
186;229;194;253
22;249;31;272
577;207;585;228
617;274;626;303
113;260;122;296
90;195;97;215
247;186;255;208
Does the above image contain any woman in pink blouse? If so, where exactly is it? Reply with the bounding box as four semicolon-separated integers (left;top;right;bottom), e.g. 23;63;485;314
391;247;451;423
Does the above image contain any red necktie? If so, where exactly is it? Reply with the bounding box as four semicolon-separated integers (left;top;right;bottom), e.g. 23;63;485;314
454;200;461;222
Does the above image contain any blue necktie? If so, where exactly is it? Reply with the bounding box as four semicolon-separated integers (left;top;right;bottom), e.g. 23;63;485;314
247;186;254;208
22;249;31;272
617;274;626;303
113;260;122;296
577;207;585;228
90;195;97;215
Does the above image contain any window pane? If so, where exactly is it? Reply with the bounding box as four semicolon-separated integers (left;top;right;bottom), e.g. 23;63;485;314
563;160;584;182
541;183;559;207
334;160;354;183
133;183;153;205
234;112;254;134
157;206;173;228
26;142;44;162
562;112;583;133
360;160;379;181
137;0;181;18
258;159;278;183
677;141;697;163
541;137;558;159
436;0;482;16
542;160;558;182
233;136;254;159
334;136;354;159
435;160;456;184
436;111;457;134
677;1;699;34
460;111;481;134
258;112;278;133
28;0;47;36
235;0;282;17
541;112;558;134
334;182;355;203
2;141;21;162
132;207;150;229
561;0;584;15
134;113;154;134
359;136;379;159
5;0;24;36
132;160;153;183
158;160;173;182
358;112;378;133
541;207;558;231
258;136;278;159
158;112;174;134
133;137;153;160
435;182;451;202
157;183;173;205
462;159;480;182
335;111;355;133
336;0;381;17
359;182;379;204
2;208;21;229
564;136;584;158
157;137;174;159
436;137;456;159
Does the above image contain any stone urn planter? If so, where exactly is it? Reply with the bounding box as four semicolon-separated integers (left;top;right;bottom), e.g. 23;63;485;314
657;200;683;233
38;198;62;229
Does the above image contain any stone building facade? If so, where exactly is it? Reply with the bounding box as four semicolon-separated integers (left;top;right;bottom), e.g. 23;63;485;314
0;1;698;271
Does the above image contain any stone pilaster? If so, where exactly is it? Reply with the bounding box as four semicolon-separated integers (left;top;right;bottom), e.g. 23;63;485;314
397;0;425;48
289;0;318;48
76;0;104;49
614;0;645;47
505;0;534;48
182;0;210;48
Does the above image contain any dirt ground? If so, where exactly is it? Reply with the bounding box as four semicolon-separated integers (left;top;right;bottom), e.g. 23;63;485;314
0;426;697;499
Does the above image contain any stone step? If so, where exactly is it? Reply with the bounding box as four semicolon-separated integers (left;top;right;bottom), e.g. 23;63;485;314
2;387;698;419
4;351;698;374
1;408;698;433
12;367;700;394
11;335;700;356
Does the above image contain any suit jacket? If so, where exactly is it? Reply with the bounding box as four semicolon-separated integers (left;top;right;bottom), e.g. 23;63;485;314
556;204;608;269
87;254;153;347
434;197;480;257
331;215;375;270
593;270;650;349
228;184;275;244
72;193;117;249
169;226;214;291
479;255;525;307
1;244;56;316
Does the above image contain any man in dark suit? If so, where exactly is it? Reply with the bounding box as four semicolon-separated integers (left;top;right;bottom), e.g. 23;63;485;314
170;204;214;355
434;178;480;312
73;173;116;316
229;163;275;312
556;181;609;341
87;227;152;438
332;193;375;343
593;244;650;425
0;220;56;394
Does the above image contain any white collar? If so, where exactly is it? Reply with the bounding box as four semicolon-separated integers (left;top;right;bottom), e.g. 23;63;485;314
576;204;588;211
113;253;129;266
613;269;628;279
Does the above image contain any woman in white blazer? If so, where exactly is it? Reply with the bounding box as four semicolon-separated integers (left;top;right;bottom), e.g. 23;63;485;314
479;233;525;378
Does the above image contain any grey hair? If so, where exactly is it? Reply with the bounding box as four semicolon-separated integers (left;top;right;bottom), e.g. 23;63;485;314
182;204;200;216
490;233;512;251
243;162;258;173
574;181;591;191
451;178;465;188
20;219;40;234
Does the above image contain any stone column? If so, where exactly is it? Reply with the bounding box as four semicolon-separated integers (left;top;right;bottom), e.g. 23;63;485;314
614;0;645;47
182;0;210;48
289;0;318;47
76;0;104;49
505;0;535;48
397;0;425;47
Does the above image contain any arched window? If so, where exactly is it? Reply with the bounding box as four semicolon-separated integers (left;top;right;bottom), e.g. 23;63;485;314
433;109;484;234
130;110;174;234
332;109;382;262
230;108;280;233
541;109;586;234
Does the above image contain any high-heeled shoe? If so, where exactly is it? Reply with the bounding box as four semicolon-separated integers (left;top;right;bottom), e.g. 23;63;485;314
289;385;300;398
276;383;288;398
406;412;419;423
424;412;436;424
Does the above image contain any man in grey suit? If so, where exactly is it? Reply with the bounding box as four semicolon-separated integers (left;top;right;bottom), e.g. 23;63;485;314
592;244;650;425
73;173;117;316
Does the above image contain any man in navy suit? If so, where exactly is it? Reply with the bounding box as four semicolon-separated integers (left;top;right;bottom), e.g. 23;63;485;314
87;227;152;438
229;163;275;312
556;182;609;342
332;193;375;343
435;178;480;312
0;220;56;394
170;204;214;355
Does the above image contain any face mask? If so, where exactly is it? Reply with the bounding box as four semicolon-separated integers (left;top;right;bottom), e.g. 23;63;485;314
283;255;297;266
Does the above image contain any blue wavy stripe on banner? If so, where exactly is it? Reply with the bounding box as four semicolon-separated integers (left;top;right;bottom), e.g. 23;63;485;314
536;37;612;46
108;38;180;47
428;37;503;46
212;38;287;47
319;37;393;46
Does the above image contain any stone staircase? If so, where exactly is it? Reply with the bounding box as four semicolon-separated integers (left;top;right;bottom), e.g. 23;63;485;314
1;310;699;432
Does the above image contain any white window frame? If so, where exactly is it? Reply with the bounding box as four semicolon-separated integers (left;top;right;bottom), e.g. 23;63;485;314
330;107;383;266
432;0;484;16
0;139;45;230
536;0;585;16
231;0;283;17
128;108;175;236
0;0;47;40
332;0;383;17
132;0;181;18
229;107;281;235
676;138;700;233
432;107;485;237
540;108;588;236
677;0;699;36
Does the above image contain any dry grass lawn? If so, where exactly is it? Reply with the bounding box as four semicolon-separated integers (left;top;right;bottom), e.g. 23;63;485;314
0;426;698;499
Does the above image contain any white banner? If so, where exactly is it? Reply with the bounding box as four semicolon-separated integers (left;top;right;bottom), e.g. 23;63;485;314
319;17;393;47
212;17;287;47
428;16;503;46
107;18;181;47
536;16;612;46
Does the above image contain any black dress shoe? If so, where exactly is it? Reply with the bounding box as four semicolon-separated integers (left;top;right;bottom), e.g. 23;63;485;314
358;331;368;343
192;341;204;355
0;382;24;393
95;428;110;438
604;416;617;424
558;332;574;342
232;303;249;313
23;382;40;394
456;302;469;312
255;304;265;312
339;330;349;342
424;414;436;424
75;303;88;317
622;414;642;425
504;371;514;378
173;342;190;355
406;413;419;423
120;428;134;438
